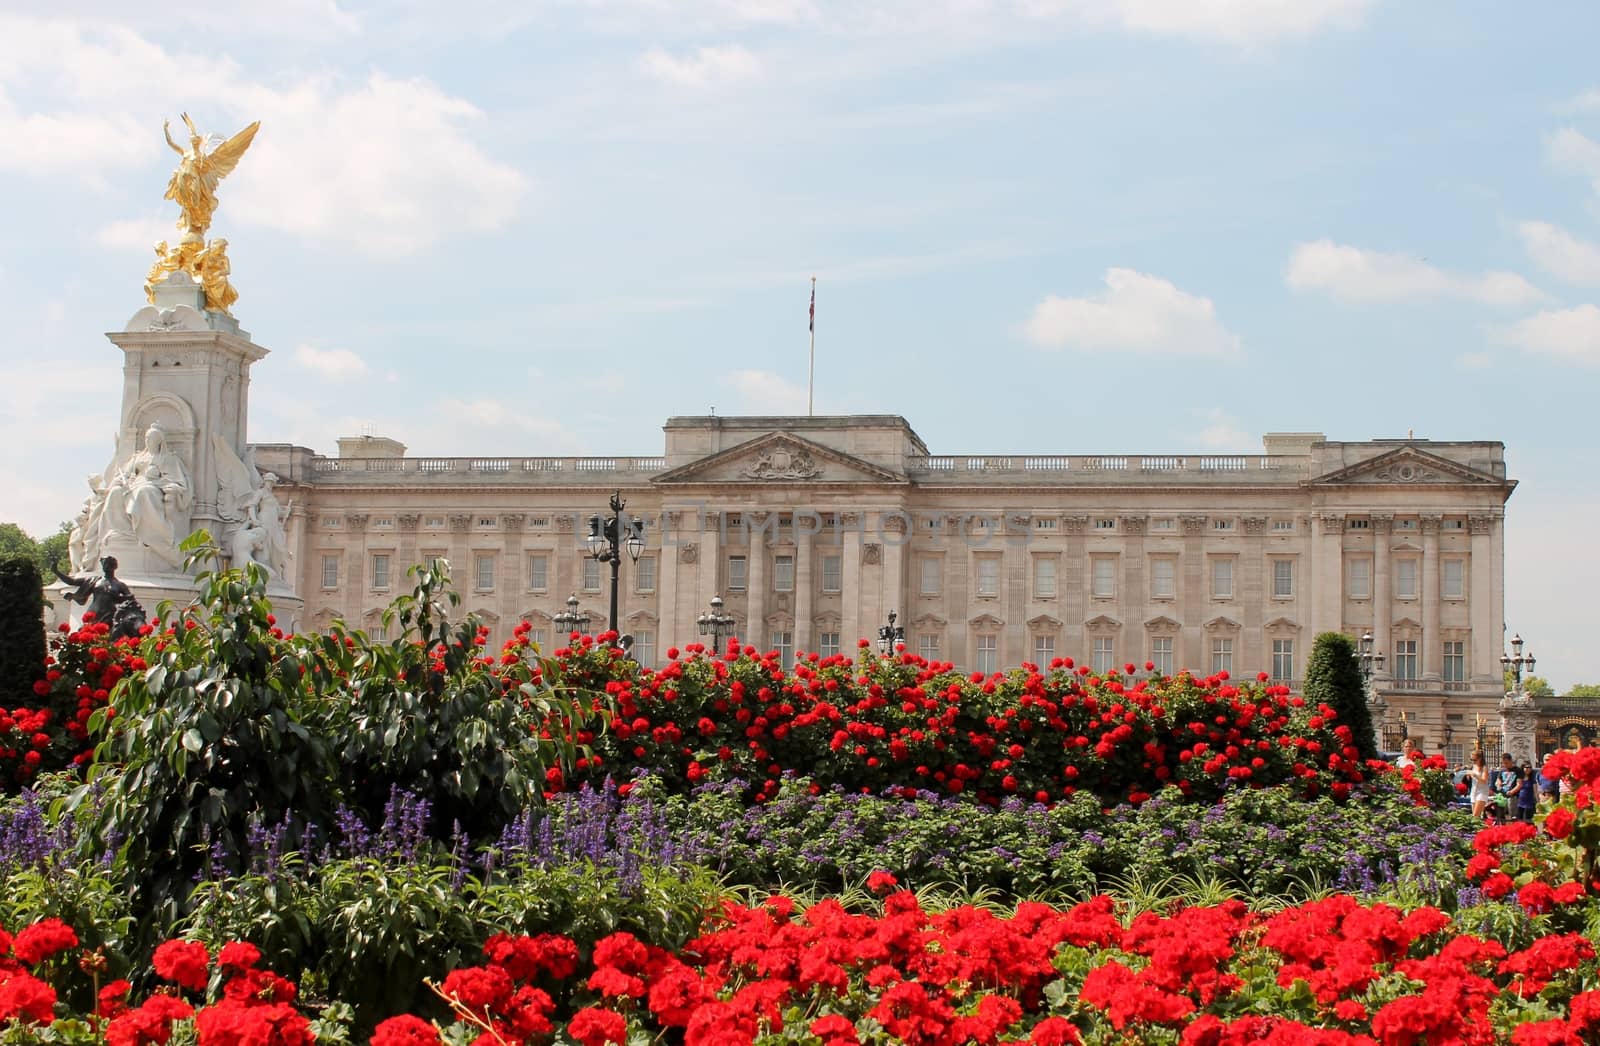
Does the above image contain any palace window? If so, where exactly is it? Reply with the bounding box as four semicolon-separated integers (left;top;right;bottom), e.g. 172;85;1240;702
1348;558;1372;599
1091;557;1116;598
1395;559;1419;599
631;630;656;668
976;556;1000;597
634;556;656;593
727;555;747;592
371;554;390;590
1272;638;1294;682
1272;559;1294;598
1150;557;1176;599
771;631;794;670
1033;556;1058;599
774;555;795;592
1443;641;1467;681
918;634;941;662
920;557;942;596
1211;638;1233;675
1092;637;1115;674
821;554;842;593
1394;639;1419;681
976;635;999;675
819;632;841;658
581;558;601;592
1150;637;1174;676
1210;558;1234;599
321;555;338;589
476;555;495;590
1441;559;1465;599
1033;634;1056;666
527;553;549;591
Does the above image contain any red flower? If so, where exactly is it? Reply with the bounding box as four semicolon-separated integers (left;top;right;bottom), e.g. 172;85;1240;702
0;972;57;1024
153;939;211;992
1028;1016;1082;1045
370;1015;442;1046
11;917;78;964
194;1000;312;1046
1544;806;1576;840
568;1007;627;1046
867;870;899;895
218;942;261;973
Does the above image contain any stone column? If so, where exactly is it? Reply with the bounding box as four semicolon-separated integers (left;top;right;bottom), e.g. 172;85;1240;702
397;514;420;579
1241;516;1268;670
840;513;863;648
1469;515;1497;685
1120;515;1147;666
555;515;576;600
500;514;525;639
1002;513;1028;664
1062;516;1087;662
346;514;370;615
1421;514;1441;681
881;511;909;651
1180;515;1207;670
1371;514;1392;669
747;511;768;652
795;523;814;654
1310;512;1344;636
447;514;471;592
655;511;681;647
699;510;721;643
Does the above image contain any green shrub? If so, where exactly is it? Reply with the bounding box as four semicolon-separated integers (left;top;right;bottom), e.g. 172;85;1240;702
0;556;45;709
1304;631;1379;761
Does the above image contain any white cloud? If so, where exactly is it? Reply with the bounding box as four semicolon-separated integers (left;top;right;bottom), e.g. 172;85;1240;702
1456;351;1493;369
1569;88;1600;112
96;217;176;251
1517;221;1600;286
640;44;762;88
1020;0;1376;44
1023;268;1242;358
1190;408;1252;451
723;369;809;413
1548;127;1600;176
1285;239;1547;306
0;18;527;254
1497;305;1600;366
294;344;369;379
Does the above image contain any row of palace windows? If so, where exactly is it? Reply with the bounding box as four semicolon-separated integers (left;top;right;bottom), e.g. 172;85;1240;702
319;548;1471;612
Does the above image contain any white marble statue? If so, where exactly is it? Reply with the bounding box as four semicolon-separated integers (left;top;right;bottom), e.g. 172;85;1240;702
99;424;192;571
213;434;290;580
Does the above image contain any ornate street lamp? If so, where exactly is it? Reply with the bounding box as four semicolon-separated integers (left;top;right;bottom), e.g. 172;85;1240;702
585;490;646;636
696;594;736;655
1500;633;1536;695
876;610;905;655
553;593;590;637
1358;631;1386;689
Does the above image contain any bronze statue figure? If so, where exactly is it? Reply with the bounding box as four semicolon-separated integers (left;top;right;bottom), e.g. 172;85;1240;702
54;556;147;642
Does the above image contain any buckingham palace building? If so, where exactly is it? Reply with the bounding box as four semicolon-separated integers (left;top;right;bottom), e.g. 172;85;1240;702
247;414;1515;757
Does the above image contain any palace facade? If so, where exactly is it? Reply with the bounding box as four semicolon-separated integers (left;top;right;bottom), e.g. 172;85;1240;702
252;414;1516;763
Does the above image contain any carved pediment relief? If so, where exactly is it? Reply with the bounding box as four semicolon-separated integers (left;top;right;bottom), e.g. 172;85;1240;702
652;431;906;485
1309;446;1508;488
970;612;1005;630
911;613;947;630
626;609;658;626
519;609;554;624
473;608;501;624
1203;615;1242;633
1393;616;1422;632
1027;614;1063;631
1085;614;1123;632
1263;616;1301;634
1144;615;1182;634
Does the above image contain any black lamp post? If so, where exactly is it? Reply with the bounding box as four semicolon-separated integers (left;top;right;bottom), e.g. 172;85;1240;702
585;490;645;635
1500;633;1536;695
1358;631;1386;689
696;594;736;655
876;610;905;655
553;593;590;637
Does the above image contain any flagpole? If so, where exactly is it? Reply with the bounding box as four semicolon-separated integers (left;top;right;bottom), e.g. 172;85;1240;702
808;276;816;417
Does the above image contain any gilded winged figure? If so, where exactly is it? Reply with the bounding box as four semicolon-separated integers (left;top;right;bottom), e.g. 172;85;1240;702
163;113;260;241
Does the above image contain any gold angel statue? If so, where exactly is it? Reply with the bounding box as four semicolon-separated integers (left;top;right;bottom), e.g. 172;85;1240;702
163;113;260;243
194;239;238;315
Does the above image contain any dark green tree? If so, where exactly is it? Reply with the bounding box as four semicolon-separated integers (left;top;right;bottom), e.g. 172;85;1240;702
1566;683;1600;699
1303;631;1378;760
0;556;46;708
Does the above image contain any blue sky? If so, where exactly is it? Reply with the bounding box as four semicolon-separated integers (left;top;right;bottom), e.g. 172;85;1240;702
2;1;1597;686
